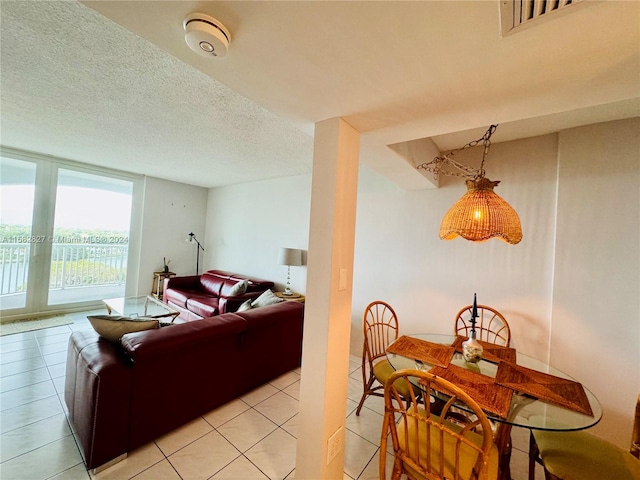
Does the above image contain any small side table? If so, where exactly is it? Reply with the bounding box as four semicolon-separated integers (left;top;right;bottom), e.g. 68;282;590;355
152;271;176;300
274;291;306;303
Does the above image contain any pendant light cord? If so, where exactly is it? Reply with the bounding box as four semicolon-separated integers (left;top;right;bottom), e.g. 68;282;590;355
417;124;498;180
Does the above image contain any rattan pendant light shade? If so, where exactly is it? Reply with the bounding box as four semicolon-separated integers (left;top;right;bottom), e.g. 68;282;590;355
439;178;522;244
418;125;523;245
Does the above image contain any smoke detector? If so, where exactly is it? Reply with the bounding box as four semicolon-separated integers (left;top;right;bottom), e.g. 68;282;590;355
183;13;231;58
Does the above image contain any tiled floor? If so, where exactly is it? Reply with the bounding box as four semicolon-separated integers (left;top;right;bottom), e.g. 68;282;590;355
0;310;543;480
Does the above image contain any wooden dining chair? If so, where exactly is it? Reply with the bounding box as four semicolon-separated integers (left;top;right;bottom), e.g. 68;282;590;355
454;304;511;347
380;368;499;480
356;301;413;416
528;393;640;480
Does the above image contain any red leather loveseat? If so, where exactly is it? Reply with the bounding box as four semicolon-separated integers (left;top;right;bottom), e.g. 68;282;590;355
64;300;304;472
163;269;274;321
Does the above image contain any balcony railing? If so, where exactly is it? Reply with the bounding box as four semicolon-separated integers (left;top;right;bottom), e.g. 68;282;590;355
0;243;128;295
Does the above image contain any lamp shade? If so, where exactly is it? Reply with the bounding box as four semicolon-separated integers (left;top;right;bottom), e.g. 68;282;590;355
439;178;522;244
277;247;302;266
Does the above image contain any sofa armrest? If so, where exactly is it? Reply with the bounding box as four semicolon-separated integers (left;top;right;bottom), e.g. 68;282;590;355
65;331;133;470
163;275;201;292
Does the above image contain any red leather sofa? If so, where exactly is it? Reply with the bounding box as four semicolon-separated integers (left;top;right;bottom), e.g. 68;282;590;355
163;269;274;321
64;300;304;472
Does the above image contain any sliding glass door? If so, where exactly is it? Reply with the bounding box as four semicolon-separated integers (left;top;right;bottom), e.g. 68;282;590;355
48;168;133;306
0;151;139;318
0;157;37;310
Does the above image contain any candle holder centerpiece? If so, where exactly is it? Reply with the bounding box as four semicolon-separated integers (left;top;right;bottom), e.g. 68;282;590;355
462;293;484;363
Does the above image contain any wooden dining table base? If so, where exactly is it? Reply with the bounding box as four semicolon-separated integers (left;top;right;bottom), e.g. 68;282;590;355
494;422;514;480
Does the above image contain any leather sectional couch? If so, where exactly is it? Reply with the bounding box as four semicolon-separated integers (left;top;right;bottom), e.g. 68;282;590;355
64;300;304;472
163;269;275;321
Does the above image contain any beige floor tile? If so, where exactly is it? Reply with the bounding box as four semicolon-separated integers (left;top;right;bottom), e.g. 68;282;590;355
1;412;71;462
0;378;57;411
216;409;278;453
53;375;66;395
43;350;68;366
35;326;73;338
345;398;359;417
0;366;50;393
0;355;46;377
245;428;297;480
282;380;300;400
254;391;299;426
281;414;299;439
1;346;42;363
48;362;68;379
0;331;37;344
92;443;165;480
211;455;269;479
240;383;280;406
358;449;394;480
39;339;72;356
51;463;92;479
510;425;531;453
0;394;63;434
346;374;364;403
342;429;378;480
132;459;182;480
0;338;38;353
155;416;214;456
0;435;83;480
203;398;251;428
269;371;301;390
510;446;545;480
168;430;240;480
359;395;385;416
346;406;384;445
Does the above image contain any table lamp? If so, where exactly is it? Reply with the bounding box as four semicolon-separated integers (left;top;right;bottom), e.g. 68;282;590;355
277;247;302;296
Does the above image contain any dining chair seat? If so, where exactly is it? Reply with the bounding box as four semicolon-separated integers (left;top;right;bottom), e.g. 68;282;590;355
373;359;415;398
530;429;640;480
397;406;500;480
529;393;640;480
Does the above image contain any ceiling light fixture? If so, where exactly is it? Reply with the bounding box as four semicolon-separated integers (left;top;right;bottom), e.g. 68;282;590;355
183;13;231;58
417;125;523;245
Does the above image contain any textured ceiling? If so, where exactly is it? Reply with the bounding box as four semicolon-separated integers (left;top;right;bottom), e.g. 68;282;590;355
1;1;312;187
1;1;638;189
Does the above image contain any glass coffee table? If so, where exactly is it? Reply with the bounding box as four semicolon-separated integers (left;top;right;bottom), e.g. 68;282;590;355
103;295;180;325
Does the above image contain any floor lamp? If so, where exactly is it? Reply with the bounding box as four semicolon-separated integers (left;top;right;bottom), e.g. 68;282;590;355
186;232;205;275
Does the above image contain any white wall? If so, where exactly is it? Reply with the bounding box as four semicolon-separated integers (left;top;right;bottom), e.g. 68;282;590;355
203;117;639;447
551;118;639;445
205;175;311;292
136;176;208;294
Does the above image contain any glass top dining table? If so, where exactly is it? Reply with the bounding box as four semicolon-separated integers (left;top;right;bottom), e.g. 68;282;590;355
385;333;602;432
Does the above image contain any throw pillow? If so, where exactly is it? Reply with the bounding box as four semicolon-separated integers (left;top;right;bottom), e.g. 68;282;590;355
228;279;248;296
237;299;253;312
87;315;159;342
251;289;284;309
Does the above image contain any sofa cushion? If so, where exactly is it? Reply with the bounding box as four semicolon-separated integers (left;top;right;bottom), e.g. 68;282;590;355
199;272;227;296
237;299;253;312
252;289;284;308
164;288;201;309
224;279;248;297
186;296;220;318
87;315;159;342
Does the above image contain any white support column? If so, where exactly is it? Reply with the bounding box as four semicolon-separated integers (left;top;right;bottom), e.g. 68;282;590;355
295;117;360;479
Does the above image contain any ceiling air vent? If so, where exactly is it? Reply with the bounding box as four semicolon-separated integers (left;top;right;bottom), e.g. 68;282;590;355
500;0;584;36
